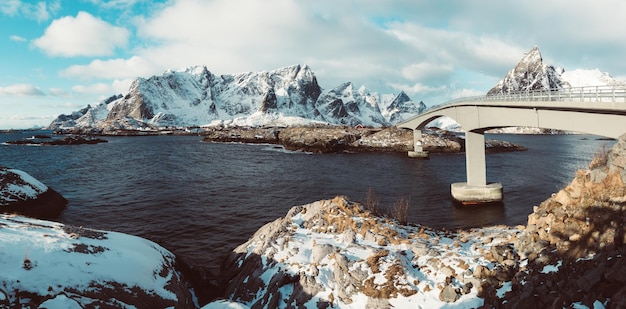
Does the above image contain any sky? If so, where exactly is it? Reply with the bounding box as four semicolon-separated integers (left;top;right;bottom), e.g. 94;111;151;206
1;0;626;129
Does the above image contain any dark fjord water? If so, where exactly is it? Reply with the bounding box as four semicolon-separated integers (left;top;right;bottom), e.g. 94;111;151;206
0;132;613;274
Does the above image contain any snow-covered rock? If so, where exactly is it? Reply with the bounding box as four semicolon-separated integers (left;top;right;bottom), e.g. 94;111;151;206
0;167;67;218
217;196;522;308
47;65;425;131
0;214;195;308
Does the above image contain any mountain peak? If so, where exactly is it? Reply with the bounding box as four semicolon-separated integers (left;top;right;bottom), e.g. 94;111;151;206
488;45;563;95
517;45;542;67
392;91;410;103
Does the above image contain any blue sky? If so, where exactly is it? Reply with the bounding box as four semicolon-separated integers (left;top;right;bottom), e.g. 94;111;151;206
1;0;625;129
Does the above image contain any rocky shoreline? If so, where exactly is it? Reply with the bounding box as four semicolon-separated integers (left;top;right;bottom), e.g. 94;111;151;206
212;134;626;308
4;135;108;146
48;124;527;154
1;133;624;308
201;125;527;154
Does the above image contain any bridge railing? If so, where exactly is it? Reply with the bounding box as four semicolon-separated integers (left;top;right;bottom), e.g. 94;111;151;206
432;85;626;110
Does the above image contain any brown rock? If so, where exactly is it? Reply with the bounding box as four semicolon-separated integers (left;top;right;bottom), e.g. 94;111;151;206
438;284;460;303
473;265;491;279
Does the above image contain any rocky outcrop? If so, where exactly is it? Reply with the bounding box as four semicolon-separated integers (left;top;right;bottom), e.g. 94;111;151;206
520;135;626;260
0;167;67;219
218;196;521;308
202;126;526;154
478;133;626;308
278;126;365;153
5;135;108;146
212;133;626;308
0;214;196;308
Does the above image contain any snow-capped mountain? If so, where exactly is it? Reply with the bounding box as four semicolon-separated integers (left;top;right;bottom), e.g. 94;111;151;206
560;68;626;88
488;45;626;95
48;65;424;131
487;46;565;95
314;82;387;127
429;46;626;133
380;91;427;123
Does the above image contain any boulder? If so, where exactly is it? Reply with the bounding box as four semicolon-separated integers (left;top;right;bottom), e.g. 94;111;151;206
0;214;195;308
0;167;67;218
438;284;460;302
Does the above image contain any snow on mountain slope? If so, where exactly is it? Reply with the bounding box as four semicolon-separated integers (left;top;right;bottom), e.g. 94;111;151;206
488;46;626;96
48;65;425;131
314;82;387;127
560;68;626;87
427;116;462;132
488;46;565;95
478;46;626;134
380;91;427;123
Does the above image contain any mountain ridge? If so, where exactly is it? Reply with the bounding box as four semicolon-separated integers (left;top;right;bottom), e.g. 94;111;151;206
47;64;426;131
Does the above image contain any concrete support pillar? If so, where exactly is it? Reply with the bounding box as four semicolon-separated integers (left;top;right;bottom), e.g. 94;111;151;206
465;131;486;186
451;130;503;204
408;129;429;159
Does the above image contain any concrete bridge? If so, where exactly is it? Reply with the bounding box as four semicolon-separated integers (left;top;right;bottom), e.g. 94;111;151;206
398;85;626;204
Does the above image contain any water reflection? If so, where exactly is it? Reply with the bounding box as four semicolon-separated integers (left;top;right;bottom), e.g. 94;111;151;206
450;200;506;229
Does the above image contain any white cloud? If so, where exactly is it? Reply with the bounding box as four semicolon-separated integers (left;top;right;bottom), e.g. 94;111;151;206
59;56;162;79
72;79;133;95
385;22;526;79
133;0;410;89
0;0;21;16
86;0;145;9
9;114;52;121
0;0;60;22
72;83;111;94
389;82;447;95
450;88;485;99
111;79;134;94
33;11;129;57
9;35;26;42
0;84;45;96
48;88;70;98
401;62;454;83
60;56;158;80
46;0;626;109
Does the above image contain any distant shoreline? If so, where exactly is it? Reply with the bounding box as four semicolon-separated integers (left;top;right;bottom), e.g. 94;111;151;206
1;125;533;153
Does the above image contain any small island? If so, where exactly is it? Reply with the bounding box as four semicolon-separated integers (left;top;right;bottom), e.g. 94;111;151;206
4;135;108;146
200;125;527;154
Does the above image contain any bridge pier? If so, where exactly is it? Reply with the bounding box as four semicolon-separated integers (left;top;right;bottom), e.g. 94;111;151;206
451;131;503;204
408;129;429;159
